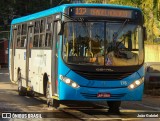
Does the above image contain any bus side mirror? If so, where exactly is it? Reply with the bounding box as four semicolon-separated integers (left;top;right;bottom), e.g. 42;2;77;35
57;21;64;35
143;27;147;41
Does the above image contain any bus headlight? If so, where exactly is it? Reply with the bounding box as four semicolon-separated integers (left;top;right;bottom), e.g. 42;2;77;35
128;77;144;90
59;75;80;88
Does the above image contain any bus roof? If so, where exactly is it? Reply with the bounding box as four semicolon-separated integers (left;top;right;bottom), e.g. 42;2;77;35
11;3;141;25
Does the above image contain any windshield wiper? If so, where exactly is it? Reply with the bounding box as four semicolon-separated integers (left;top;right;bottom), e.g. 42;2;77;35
113;19;129;50
113;19;129;43
106;19;129;56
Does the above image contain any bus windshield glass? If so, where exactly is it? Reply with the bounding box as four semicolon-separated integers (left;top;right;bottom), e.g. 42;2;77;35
63;21;144;66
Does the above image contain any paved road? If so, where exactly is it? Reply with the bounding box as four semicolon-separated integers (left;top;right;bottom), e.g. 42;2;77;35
0;69;159;121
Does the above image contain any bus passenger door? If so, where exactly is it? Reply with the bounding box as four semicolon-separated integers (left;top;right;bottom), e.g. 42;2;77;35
51;21;59;96
26;26;33;87
10;29;17;82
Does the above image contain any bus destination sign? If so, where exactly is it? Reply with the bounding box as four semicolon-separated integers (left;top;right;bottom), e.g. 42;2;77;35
70;7;133;19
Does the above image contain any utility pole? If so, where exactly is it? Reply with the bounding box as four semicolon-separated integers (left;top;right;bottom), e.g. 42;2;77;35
50;0;53;7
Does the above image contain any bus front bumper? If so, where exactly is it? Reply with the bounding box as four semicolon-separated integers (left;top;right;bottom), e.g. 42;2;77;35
59;82;144;101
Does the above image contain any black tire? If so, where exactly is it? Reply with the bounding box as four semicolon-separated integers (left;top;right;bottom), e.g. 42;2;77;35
27;88;35;97
52;99;60;108
46;81;60;108
107;101;121;113
17;71;26;96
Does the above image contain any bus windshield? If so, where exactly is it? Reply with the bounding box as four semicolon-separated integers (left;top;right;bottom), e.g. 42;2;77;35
63;21;144;66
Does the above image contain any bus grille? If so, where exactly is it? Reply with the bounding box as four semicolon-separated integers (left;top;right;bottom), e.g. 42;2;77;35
74;71;132;80
81;93;126;99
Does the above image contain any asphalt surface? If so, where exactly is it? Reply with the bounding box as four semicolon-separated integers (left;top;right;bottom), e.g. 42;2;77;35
0;68;160;121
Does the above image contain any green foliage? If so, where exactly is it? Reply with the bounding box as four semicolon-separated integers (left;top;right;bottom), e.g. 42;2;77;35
101;0;160;43
0;0;160;43
0;0;70;30
85;0;102;3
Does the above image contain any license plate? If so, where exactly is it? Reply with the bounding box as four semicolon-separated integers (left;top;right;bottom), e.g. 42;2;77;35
97;93;111;98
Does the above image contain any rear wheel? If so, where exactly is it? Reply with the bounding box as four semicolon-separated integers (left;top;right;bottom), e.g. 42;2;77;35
107;101;121;113
17;71;26;96
46;81;60;108
27;87;35;97
52;99;60;108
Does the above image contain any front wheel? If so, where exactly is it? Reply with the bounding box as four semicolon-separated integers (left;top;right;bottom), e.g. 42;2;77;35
46;81;60;108
107;101;121;113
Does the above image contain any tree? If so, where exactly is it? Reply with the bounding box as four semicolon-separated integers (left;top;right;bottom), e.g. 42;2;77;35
85;0;102;3
0;0;160;42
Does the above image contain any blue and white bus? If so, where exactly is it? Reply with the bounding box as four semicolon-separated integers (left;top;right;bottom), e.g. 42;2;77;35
9;3;146;112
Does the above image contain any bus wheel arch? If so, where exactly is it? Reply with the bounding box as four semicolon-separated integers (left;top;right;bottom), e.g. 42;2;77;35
43;73;48;96
17;67;21;81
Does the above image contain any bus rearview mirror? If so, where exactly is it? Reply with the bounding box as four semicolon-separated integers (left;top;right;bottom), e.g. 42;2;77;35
57;21;63;35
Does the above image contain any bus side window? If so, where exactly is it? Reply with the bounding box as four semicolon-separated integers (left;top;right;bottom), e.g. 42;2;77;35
17;37;21;47
17;25;21;35
39;19;46;47
45;16;52;47
33;20;40;47
33;35;39;47
16;25;21;48
46;33;51;47
40;34;45;47
21;36;26;47
21;24;27;48
40;19;46;33
34;21;40;34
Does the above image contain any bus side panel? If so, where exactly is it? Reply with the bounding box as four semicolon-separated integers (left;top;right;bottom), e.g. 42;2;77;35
15;49;27;87
29;49;51;94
